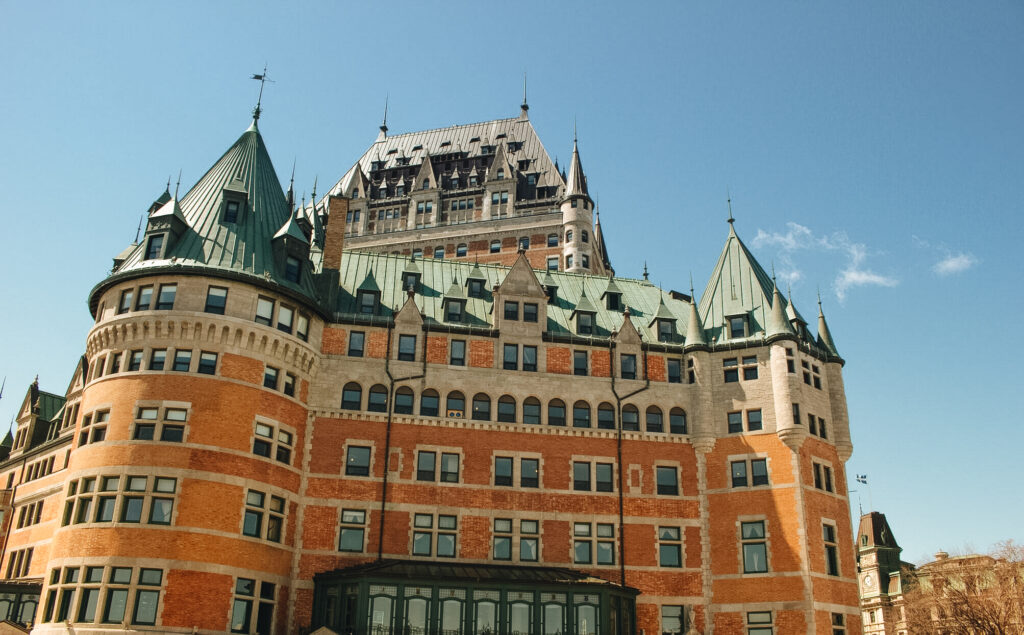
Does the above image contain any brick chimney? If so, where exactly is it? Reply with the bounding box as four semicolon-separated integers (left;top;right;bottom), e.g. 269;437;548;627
322;195;348;272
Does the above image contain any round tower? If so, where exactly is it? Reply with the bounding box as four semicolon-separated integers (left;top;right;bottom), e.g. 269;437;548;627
35;117;321;634
560;134;594;273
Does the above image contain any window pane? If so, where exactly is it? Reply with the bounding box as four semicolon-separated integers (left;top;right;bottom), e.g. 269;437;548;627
103;589;128;623
132;589;160;625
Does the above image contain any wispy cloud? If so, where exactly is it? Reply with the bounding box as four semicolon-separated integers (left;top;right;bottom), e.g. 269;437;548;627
933;252;977;276
753;222;898;302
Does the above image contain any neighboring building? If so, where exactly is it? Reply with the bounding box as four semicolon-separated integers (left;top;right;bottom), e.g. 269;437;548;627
0;101;861;634
857;512;909;634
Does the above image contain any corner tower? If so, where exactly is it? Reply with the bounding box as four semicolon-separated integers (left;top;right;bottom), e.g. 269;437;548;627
560;132;594;273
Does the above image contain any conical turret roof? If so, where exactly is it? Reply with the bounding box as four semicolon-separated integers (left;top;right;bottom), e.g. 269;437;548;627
685;297;708;350
698;223;777;341
564;139;589;198
766;282;796;339
817;300;840;358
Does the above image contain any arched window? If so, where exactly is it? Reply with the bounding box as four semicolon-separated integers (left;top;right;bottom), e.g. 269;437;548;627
368;385;388;412
548;399;566;426
490;239;501;253
523;397;541;425
447;391;465;418
670;408;687;434
434;246;445;259
597;403;616;429
646;406;663;433
497;395;516;423
582;230;589;243
395;387;414;415
573;401;591;428
457;243;468;257
566;229;574;243
621;405;640;431
421;389;440;417
547;233;558;247
472;393;491;421
341;382;362;410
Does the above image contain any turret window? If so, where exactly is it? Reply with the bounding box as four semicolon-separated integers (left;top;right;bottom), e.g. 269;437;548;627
284;256;301;283
566;255;574;269
205;287;228;314
547;234;558;247
582;231;589;243
155;284;176;310
224;200;240;223
144;234;164;260
581;254;589;268
118;289;134;314
566;230;574;243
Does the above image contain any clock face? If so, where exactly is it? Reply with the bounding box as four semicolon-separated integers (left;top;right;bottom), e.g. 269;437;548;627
863;573;875;590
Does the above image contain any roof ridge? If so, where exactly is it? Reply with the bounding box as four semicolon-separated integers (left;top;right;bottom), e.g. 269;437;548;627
375;117;524;140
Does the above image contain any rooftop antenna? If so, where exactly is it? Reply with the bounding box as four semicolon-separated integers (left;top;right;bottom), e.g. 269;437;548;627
251;65;272;121
173;169;182;199
727;188;734;225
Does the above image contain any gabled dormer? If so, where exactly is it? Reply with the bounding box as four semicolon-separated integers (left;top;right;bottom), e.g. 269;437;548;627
465;263;488;299
488;143;512;182
356;270;381;315
415;153;437;191
571;288;599;336
494;253;548;333
272;210;311;284
401;255;422;293
602;275;624;311
443;277;468;323
220;175;249;225
143;197;188;260
648;295;679;343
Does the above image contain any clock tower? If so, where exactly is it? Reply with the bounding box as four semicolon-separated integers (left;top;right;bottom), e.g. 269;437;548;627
857;512;908;634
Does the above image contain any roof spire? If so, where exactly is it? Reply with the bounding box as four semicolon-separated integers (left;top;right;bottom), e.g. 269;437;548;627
286;159;296;211
379;94;389;139
767;275;795;338
727;188;734;225
174;169;182;199
816;291;840;357
642;262;649;281
250;65;272;123
311;175;317;202
520;72;529;119
563;121;589;199
685;290;708;350
165;175;172;194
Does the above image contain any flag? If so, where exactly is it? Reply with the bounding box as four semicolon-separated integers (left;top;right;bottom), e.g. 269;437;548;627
251;74;265;81
856;474;868;484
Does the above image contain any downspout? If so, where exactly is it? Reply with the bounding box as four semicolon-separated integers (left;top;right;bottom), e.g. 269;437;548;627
608;336;652;587
376;320;429;560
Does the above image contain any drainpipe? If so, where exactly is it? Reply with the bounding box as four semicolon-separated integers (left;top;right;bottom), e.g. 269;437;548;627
376;316;429;560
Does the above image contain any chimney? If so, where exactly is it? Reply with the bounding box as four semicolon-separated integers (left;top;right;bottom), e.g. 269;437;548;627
323;195;348;272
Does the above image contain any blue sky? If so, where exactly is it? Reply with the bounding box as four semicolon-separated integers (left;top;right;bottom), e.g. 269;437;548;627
1;1;1021;563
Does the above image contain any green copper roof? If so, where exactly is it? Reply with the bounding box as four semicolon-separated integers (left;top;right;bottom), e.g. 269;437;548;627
37;390;65;423
766;283;795;339
698;224;777;342
274;209;309;244
817;303;840;357
333;252;694;339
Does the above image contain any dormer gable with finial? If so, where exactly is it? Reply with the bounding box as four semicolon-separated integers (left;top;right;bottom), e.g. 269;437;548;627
442;276;468;323
495;253;548;334
648;294;680;343
570;288;599;336
415;153;437;191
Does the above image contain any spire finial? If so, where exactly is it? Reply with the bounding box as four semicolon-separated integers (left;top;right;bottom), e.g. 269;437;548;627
311;175;318;202
689;272;695;298
643;261;649;281
289;159;296;188
135;213;143;243
250;65;272;122
380;94;389;136
573;117;578;145
165;175;171;193
771;261;777;284
174;169;182;199
817;286;823;313
727;188;734;224
520;72;529;116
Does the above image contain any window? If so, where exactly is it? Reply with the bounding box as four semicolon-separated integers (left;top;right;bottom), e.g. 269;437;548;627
230;578;276;634
445;300;464;322
449;339;466;366
341;382;362;410
572;462;591;491
741;521;768;573
732;459;768;487
747;611;773;634
61;475;177;529
118;289;134;314
172;349;191;372
658;319;674;342
547;256;558;271
521;458;539;488
729;316;746;338
669;408;687;434
577;312;594;335
802;360;822;389
523;398;541;424
574;350;588;376
155;284;176;310
367;384;387;412
345;446;371;477
433;246;445;259
723;358;739;382
490;240;501;253
547;233;558;247
412;514;457;558
472;393;491;421
547;399;566;426
78;410;109;445
348;331;365;357
252;421;293;465
44;565;164;626
620;354;636;380
277;305;294;334
197;351;217;375
144;234;163;260
658;527;682;567
573;401;591;428
394;387;414;414
255;297;274;326
128;350;143;371
621;405;639;431
242;489;285;543
398;334;416;361
503;344;518;370
831;613;845;635
574;522;615;565
656;466;679;495
5;547;32;578
728;410;762;433
446;391;465;418
667;359;682;384
133;406;188;444
662;606;688;635
582;254;590;268
646;406;664;433
742;356;758;379
339;509;366;552
135;286;153;311
357;290;377;314
823;523;839;576
813;462;834;493
497;397;516;421
263;366;278;390
494;457;513;486
420;390;440;417
503;301;519;320
597;403;615;429
224;199;240;222
522;345;537;372
468;279;484;298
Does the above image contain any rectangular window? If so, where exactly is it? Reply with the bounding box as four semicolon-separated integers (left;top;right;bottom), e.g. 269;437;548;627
741;521;768;573
494;456;513;486
573;461;591;491
658;526;682;567
522;345;537;372
723;358;739;382
547;256;558;271
135;286;153;311
742;356;758;380
747;409;762;431
263;366;278;390
595;462;613;492
198;351;217;375
656;466;679;495
667;359;681;383
242;490;284;542
577;313;593;335
296;313;309;341
504;301;519;320
445;300;463;322
747;611;773;635
284;256;301;283
277;305;294;334
144;234;164;260
662;606;688;635
574;351;588;376
493;518;513;561
255;297;274;326
824;524;839;576
118;289;134;314
156;284;176;310
149;349;166;371
345;446;371;477
172;349;191;372
621;354;636;380
128;350;143;371
417;451;436;481
252;422;293;465
348;331;365;357
503;344;518;370
523;303;538;322
440;453;459;483
398;334;416;361
283;372;296;397
339;509;366;552
205;287;228;314
831;613;845;635
729;316;746;338
520;458;539;488
727;412;743;434
450;339;466;366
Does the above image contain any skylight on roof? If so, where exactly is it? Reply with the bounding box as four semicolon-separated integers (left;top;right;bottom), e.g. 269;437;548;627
470;137;480;143
386;149;398;155
440;141;451;147
412;145;423;151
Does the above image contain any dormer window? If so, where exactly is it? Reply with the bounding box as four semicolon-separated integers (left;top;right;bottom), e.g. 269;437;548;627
396;185;405;196
422;179;430;190
606;293;622;311
402;272;420;292
284;256;301;283
469;176;478;186
357;291;378;315
224;200;240;223
468;279;484;298
728;315;747;339
378;186;387;198
351;189;359;199
450;178;459;189
445;299;465;322
577;312;594;335
144;234;164;260
657;319;675;343
496;168;505;179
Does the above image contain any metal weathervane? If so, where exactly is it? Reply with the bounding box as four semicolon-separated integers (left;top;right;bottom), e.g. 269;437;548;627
251;65;274;121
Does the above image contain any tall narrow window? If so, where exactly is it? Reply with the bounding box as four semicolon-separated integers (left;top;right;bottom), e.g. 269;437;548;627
144;235;164;260
741;521;768;573
824;524;839;576
156;284;176;310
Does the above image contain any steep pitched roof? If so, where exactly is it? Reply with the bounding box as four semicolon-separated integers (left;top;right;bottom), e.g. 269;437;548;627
564;139;589;198
697;224;777;342
858;512;901;552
